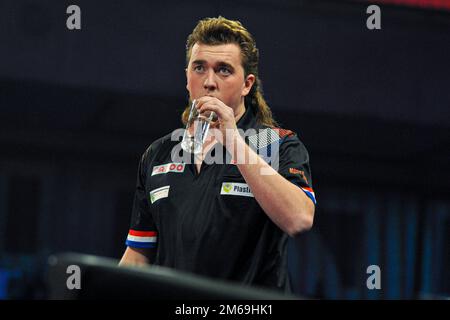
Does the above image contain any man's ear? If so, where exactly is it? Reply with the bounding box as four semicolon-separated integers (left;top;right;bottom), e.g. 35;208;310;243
242;74;256;97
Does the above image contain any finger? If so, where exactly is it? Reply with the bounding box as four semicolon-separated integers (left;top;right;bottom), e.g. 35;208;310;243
198;106;217;122
199;102;223;119
209;120;220;128
195;96;215;109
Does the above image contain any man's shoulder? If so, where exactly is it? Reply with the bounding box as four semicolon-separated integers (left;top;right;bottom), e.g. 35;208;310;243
142;131;180;160
272;127;297;139
249;125;299;142
151;131;178;148
267;126;310;153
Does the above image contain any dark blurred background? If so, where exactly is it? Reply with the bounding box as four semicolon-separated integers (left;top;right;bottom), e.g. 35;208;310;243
0;0;449;299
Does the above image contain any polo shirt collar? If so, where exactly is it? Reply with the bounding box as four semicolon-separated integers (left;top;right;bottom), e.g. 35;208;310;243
236;104;258;131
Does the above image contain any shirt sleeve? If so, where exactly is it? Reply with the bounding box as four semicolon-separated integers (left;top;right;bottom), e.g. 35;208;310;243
277;130;317;205
125;145;158;249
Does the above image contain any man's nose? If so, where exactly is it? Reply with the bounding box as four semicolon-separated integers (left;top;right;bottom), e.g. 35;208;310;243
203;70;217;91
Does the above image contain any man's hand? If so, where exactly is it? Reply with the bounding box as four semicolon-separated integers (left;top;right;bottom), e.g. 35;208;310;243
119;247;150;267
195;96;240;148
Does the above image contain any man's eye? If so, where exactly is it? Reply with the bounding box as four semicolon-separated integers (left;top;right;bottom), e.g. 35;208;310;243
218;67;231;75
193;65;204;72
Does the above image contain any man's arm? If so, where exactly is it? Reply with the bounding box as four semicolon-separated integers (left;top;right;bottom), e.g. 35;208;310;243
233;134;315;237
119;247;150;267
196;97;315;237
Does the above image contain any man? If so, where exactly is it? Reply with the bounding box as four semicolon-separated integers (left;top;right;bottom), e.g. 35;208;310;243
119;16;316;292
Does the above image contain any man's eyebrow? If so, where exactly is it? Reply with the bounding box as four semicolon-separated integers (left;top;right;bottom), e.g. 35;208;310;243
191;60;235;70
191;59;206;65
216;61;235;70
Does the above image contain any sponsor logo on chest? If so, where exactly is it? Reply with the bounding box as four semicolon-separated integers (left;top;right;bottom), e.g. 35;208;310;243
150;185;170;204
220;182;254;197
152;163;185;176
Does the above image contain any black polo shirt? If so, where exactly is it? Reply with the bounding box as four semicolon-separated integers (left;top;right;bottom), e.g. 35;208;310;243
125;105;316;292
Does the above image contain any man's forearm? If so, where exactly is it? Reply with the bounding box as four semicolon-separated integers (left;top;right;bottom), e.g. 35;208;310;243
232;134;314;237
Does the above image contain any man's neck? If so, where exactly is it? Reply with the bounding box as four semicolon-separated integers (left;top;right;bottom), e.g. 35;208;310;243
234;103;246;124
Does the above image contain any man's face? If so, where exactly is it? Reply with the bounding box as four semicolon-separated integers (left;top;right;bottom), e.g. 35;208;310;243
186;43;254;113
